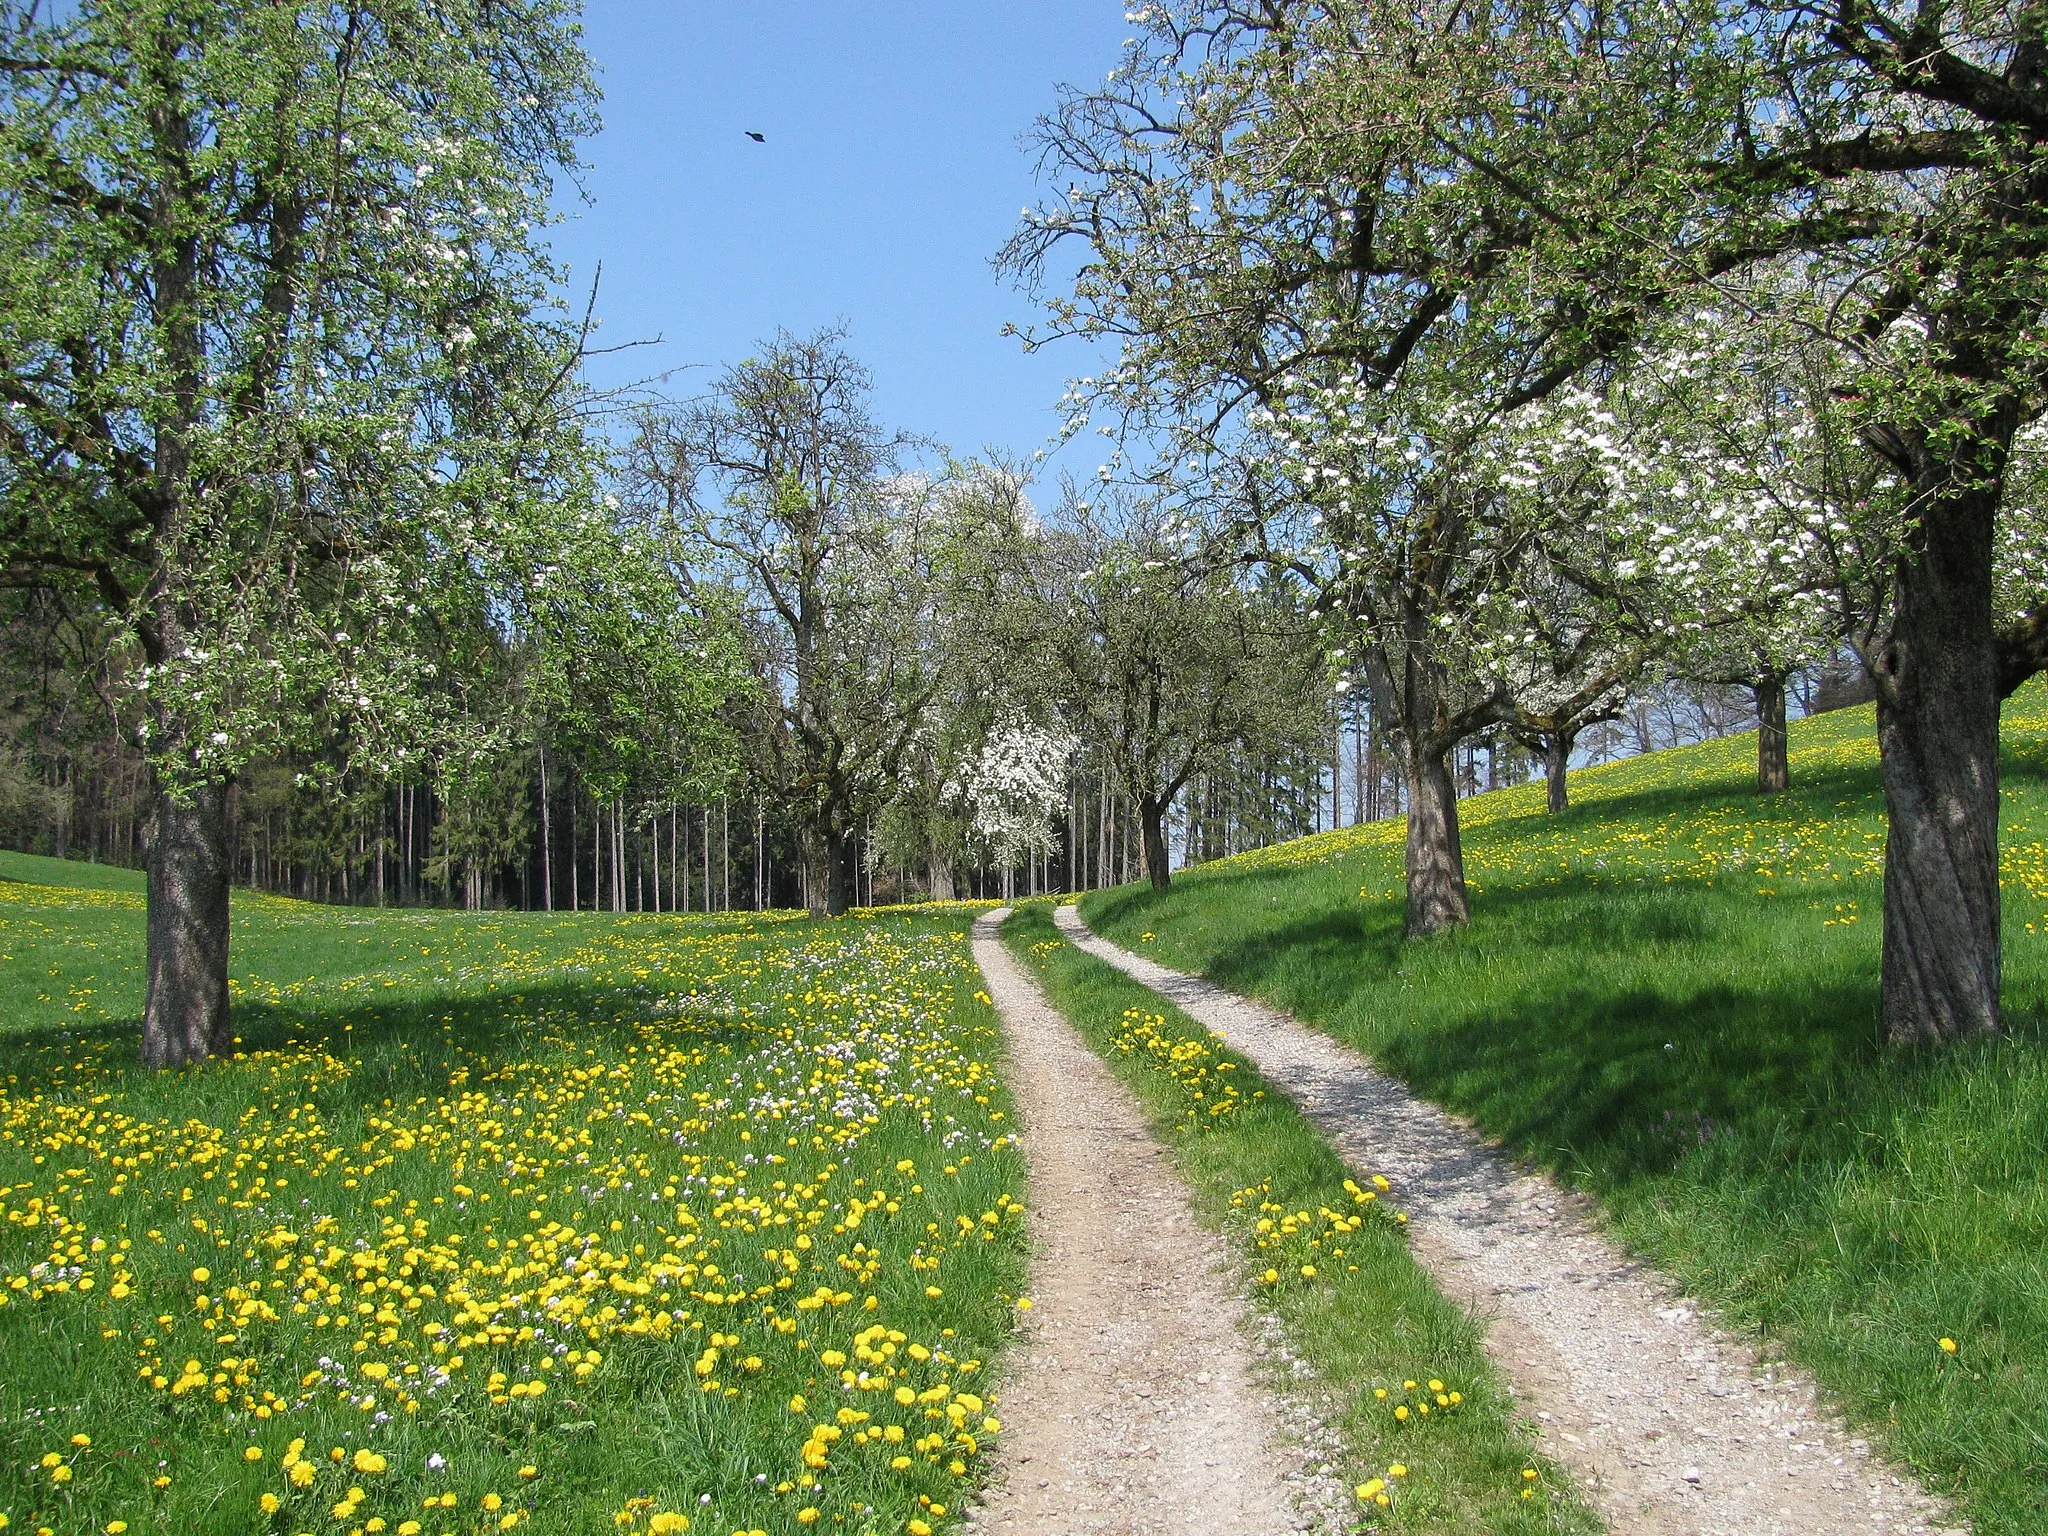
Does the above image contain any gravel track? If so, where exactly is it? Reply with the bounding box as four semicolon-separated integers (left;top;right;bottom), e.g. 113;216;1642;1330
1055;902;1963;1536
966;909;1313;1536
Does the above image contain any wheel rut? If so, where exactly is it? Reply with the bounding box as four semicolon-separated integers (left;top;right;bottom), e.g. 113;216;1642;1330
1054;903;1963;1536
966;908;1310;1536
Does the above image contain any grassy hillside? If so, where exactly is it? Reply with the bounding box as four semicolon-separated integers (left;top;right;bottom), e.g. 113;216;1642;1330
0;849;147;893
0;889;1029;1536
1083;686;2048;1536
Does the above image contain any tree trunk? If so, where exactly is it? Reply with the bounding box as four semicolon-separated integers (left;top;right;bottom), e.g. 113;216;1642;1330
140;775;232;1068
804;826;857;917
1331;704;1344;828
1873;478;2004;1044
1138;791;1171;891
826;827;855;916
928;842;956;901
613;798;626;913
538;745;553;911
1755;672;1790;794
1403;743;1469;936
1544;729;1575;814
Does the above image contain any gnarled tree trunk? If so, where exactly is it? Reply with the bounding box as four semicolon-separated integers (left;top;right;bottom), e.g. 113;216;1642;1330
801;831;827;917
1137;790;1171;891
1754;671;1790;793
1873;475;2003;1044
139;774;232;1068
1375;631;1487;936
1543;728;1575;814
927;842;956;902
803;824;856;917
826;828;856;915
1403;742;1468;935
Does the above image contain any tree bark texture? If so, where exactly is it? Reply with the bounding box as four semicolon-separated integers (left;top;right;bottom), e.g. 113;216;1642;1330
1544;729;1575;814
1404;744;1468;935
1754;673;1790;794
1374;630;1489;937
1872;477;2003;1044
139;775;232;1068
829;831;855;915
804;827;856;917
803;834;827;917
1138;791;1171;891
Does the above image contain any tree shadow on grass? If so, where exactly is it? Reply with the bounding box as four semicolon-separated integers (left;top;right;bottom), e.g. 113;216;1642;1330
1098;867;1728;1001
0;978;764;1105
1367;977;1885;1186
1096;874;1929;1192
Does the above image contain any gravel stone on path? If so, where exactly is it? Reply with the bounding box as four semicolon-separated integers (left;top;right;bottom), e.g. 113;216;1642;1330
967;909;1318;1536
1056;903;1966;1536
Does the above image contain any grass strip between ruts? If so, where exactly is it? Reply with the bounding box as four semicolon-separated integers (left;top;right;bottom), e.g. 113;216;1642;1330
1000;902;1599;1536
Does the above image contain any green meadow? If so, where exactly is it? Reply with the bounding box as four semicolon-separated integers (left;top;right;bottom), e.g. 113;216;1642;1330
0;866;1027;1536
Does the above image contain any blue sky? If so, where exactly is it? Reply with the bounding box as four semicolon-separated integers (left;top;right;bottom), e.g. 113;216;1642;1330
550;2;1128;479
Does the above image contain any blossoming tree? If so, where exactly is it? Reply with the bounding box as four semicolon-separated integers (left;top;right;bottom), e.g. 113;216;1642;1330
946;708;1079;872
628;334;1028;914
1269;0;2048;1042
0;0;638;1064
1005;15;1613;931
1017;500;1320;892
1491;304;1865;795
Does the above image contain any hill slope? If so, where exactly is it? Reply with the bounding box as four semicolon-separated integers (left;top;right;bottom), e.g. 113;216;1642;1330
1082;686;2048;1536
0;848;146;892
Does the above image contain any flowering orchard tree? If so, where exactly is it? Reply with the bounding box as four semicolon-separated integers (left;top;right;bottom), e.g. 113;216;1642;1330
1242;382;1570;930
628;333;1028;915
0;0;620;1065
1262;0;2048;1044
1492;550;1644;813
1505;294;2048;799
872;684;1019;903
1490;307;1864;792
1004;5;1656;934
946;709;1078;866
862;691;1001;904
1019;500;1320;892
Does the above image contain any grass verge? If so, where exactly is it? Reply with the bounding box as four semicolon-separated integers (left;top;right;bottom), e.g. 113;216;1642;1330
1000;901;1597;1536
1081;687;2048;1536
0;881;1029;1536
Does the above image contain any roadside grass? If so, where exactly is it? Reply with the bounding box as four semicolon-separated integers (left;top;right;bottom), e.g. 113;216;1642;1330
1081;685;2048;1536
1001;902;1597;1536
0;878;1029;1536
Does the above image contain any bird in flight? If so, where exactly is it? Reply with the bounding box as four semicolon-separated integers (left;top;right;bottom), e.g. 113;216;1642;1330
745;131;765;142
